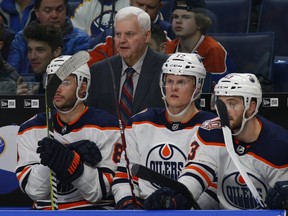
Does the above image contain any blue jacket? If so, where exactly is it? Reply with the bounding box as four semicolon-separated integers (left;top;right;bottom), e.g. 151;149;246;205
7;18;94;75
0;0;35;33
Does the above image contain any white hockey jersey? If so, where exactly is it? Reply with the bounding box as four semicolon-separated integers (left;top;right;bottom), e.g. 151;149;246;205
179;115;288;209
71;0;129;36
112;108;216;205
16;106;121;210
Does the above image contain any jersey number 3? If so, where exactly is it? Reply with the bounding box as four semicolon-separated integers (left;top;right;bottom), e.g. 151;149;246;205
187;141;199;161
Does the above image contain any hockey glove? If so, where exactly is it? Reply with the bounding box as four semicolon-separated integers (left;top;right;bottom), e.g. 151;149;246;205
115;196;144;209
144;187;191;210
37;137;84;182
266;181;288;209
67;140;102;167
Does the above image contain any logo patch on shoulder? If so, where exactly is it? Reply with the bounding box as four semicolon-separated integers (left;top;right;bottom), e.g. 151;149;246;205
201;117;222;130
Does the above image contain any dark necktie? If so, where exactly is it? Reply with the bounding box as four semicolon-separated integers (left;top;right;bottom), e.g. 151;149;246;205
119;67;135;126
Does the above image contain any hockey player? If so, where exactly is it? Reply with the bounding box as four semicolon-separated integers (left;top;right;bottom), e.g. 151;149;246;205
112;52;217;209
145;73;288;210
16;55;121;210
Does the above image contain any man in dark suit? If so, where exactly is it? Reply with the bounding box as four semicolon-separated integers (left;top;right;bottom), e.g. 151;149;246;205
88;6;168;122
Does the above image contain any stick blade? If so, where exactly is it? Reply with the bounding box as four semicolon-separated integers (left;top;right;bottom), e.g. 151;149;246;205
132;164;201;210
54;50;90;81
215;99;230;128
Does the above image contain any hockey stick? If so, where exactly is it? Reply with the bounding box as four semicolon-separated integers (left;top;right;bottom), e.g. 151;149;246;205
111;0;115;56
99;50;138;208
45;51;90;210
131;164;201;210
215;99;266;209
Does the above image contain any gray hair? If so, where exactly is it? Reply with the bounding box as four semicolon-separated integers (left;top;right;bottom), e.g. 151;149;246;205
115;6;151;32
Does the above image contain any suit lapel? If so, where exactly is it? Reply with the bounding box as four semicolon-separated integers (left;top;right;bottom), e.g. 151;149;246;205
133;48;158;114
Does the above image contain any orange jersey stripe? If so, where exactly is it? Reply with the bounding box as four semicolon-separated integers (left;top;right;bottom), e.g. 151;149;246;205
17;166;31;181
186;165;216;188
248;152;288;169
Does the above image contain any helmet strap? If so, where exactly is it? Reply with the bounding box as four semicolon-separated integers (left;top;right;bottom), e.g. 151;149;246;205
232;98;257;136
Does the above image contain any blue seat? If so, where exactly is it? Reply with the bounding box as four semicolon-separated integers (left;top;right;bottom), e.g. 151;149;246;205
272;57;288;92
257;0;288;57
208;32;275;81
205;0;252;33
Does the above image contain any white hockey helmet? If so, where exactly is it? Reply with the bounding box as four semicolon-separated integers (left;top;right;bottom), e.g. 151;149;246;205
160;52;207;117
214;73;262;135
161;52;206;101
45;55;91;113
46;55;91;92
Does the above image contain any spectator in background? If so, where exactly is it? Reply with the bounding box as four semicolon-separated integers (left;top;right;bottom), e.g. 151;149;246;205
87;22;167;67
71;0;129;41
16;22;62;95
148;23;166;53
72;0;173;44
0;15;15;61
7;0;94;75
165;0;234;77
130;0;175;40
0;17;19;95
87;6;168;124
87;0;173;66
0;0;36;34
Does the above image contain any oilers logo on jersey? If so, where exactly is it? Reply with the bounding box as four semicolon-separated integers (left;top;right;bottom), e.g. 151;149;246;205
222;172;267;209
145;143;186;187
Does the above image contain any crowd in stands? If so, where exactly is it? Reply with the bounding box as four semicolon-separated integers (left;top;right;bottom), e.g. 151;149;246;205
0;0;285;94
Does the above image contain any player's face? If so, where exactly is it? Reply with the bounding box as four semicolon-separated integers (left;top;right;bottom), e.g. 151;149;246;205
35;0;66;27
130;0;162;21
164;74;195;114
172;9;199;38
114;15;151;66
53;75;78;111
218;96;245;131
27;40;60;74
